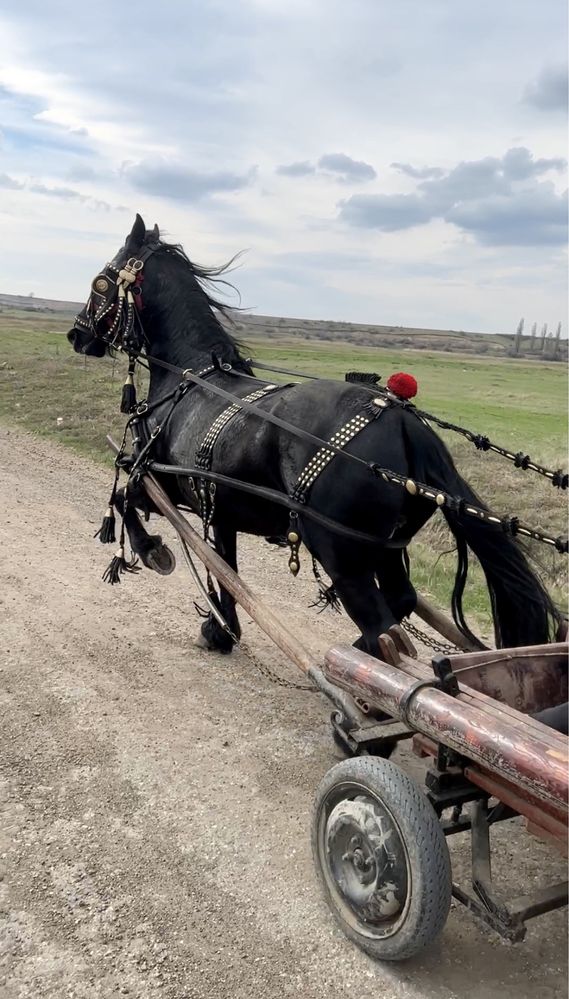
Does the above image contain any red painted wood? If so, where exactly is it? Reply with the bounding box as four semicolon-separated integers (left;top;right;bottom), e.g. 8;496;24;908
323;644;568;817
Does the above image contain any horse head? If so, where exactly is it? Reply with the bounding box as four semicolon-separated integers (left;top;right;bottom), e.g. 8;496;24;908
67;214;160;357
67;214;246;374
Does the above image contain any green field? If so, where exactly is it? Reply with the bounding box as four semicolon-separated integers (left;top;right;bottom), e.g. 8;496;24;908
1;312;567;636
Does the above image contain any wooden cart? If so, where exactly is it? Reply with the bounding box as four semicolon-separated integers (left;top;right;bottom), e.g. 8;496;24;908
112;452;569;962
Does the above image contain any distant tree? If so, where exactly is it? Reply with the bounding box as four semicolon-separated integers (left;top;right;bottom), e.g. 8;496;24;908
543;325;556;359
28;291;35;298
513;317;524;356
530;321;537;350
553;321;562;360
539;322;548;352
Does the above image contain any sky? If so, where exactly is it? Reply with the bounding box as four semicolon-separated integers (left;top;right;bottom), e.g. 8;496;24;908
0;0;567;334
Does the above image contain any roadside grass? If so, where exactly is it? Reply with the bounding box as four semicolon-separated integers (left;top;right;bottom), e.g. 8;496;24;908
1;314;567;635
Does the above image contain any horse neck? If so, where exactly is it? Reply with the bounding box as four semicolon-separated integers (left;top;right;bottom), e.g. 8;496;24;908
141;265;237;396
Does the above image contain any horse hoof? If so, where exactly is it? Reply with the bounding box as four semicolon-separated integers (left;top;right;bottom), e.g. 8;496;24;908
194;632;210;650
142;543;176;575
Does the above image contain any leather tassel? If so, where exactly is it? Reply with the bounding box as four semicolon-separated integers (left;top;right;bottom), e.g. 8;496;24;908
120;372;137;414
94;505;116;544
102;546;141;585
120;357;137;414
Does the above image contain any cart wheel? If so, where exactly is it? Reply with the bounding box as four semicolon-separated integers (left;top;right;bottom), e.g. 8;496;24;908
312;756;451;961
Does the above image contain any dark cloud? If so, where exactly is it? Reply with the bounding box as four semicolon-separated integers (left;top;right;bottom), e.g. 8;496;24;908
447;185;568;247
317;153;376;182
418;157;511;213
276;161;315;177
523;65;568;111
339;146;567;246
501;146;567;179
0;173;24;190
124;160;256;202
338;192;431;231
392;162;444;180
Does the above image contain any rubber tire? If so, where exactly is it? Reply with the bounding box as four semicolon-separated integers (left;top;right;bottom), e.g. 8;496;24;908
311;756;452;961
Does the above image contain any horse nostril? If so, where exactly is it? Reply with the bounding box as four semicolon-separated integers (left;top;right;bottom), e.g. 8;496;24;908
67;329;76;344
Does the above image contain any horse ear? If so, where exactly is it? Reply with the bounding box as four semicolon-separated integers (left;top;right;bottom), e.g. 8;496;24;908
152;223;160;240
126;213;146;251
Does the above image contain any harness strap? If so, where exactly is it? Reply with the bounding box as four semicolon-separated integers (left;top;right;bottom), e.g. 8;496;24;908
164;361;389;467
292;411;376;504
195;383;283;471
148;460;386;544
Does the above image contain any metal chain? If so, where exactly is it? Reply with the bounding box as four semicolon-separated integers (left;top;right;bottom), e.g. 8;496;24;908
368;463;568;554
402;618;462;656
179;530;317;691
237;641;318;692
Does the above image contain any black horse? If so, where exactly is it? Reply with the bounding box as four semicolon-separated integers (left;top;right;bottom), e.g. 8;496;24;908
68;214;559;656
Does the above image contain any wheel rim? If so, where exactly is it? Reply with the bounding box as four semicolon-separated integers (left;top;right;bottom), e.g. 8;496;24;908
317;780;411;940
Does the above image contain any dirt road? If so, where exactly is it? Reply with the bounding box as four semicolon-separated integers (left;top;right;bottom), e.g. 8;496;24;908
0;426;566;999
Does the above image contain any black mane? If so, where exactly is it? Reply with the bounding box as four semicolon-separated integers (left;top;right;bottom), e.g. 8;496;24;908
148;238;252;371
156;239;241;321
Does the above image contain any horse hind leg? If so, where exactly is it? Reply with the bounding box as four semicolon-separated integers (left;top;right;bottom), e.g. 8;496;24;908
329;568;399;744
331;569;398;659
113;487;176;575
375;548;417;623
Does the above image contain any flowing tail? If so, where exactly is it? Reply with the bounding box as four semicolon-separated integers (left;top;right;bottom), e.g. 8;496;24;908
401;410;561;648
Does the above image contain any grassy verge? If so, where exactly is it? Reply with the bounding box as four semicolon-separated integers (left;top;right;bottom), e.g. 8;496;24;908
1;314;566;633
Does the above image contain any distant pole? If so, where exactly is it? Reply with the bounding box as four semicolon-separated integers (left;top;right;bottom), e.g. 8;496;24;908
530;321;537;351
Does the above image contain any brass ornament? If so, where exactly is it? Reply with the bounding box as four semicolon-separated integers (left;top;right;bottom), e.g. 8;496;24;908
289;560;300;576
287;531;299;544
93;276;110;294
405;478;418;495
436;493;446;506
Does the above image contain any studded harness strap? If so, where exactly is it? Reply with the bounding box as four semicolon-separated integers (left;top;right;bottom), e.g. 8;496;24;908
195;383;282;472
286;396;389;573
190;382;287;545
291;411;377;503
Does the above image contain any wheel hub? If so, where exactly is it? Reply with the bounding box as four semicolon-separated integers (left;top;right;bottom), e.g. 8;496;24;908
325;796;407;926
342;836;375;881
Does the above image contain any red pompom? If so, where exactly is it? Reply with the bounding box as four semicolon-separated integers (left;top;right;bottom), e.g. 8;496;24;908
387;372;418;400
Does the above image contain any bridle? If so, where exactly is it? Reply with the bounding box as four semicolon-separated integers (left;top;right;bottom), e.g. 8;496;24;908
73;240;160;356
